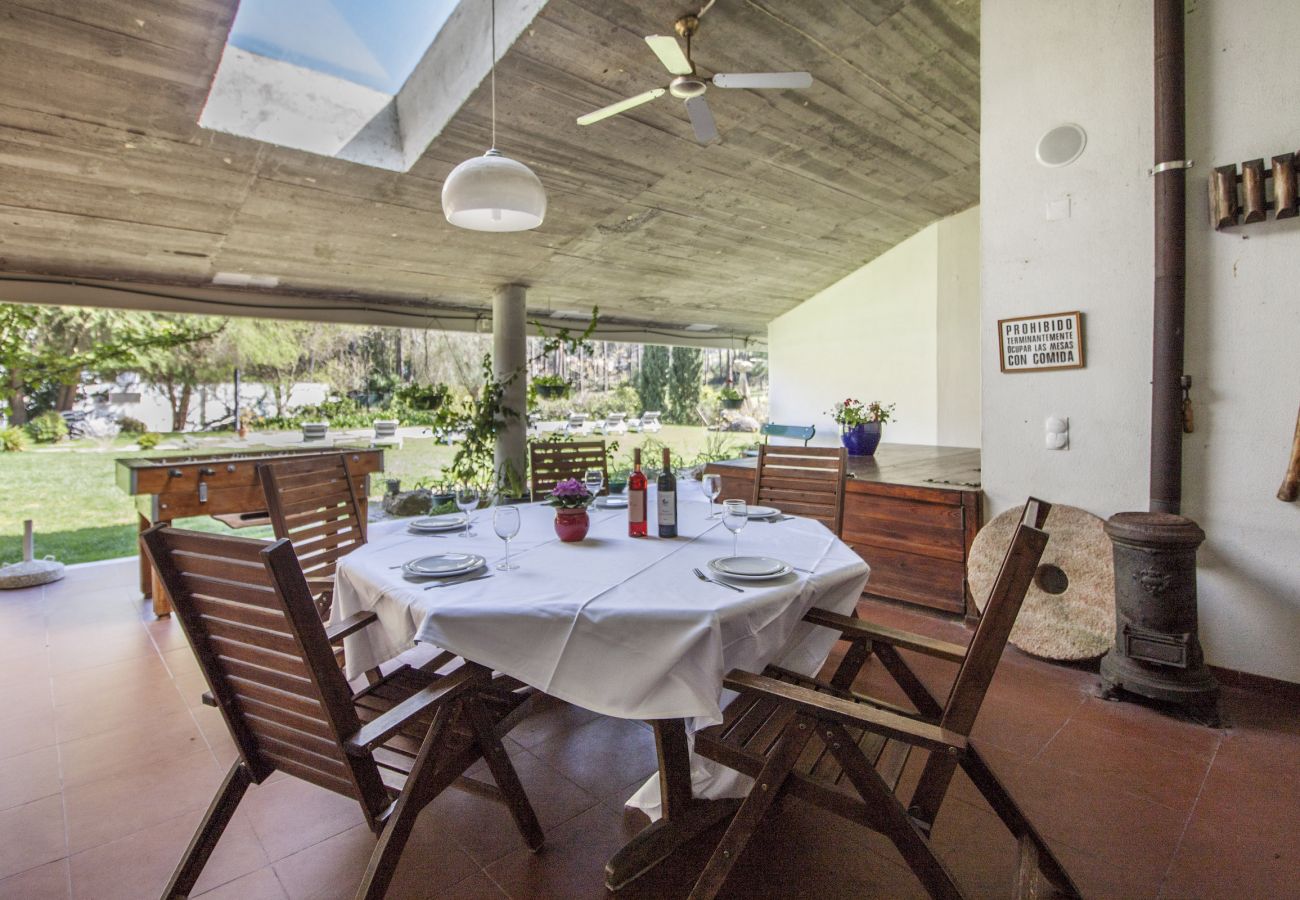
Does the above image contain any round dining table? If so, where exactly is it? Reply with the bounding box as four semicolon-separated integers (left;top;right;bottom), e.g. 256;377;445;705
333;486;870;889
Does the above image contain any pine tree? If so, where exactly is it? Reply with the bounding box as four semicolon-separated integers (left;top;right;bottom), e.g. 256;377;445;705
636;345;670;414
668;346;703;425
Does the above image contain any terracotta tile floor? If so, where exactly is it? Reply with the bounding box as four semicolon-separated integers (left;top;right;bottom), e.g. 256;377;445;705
2;557;1298;899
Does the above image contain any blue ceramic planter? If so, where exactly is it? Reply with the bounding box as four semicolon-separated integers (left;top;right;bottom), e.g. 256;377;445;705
841;421;882;456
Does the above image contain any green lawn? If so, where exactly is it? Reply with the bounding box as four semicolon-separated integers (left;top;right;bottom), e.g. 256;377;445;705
0;424;742;566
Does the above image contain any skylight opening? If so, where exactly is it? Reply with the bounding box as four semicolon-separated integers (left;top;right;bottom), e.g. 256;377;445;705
199;0;548;172
226;0;462;95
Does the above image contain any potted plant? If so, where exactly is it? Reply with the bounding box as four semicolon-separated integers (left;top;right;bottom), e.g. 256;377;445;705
547;478;594;541
719;385;744;410
830;398;895;456
533;374;571;400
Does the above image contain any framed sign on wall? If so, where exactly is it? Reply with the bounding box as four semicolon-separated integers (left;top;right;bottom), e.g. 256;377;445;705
998;311;1085;373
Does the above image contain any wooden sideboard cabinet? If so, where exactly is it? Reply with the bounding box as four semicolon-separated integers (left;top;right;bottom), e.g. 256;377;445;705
705;444;982;615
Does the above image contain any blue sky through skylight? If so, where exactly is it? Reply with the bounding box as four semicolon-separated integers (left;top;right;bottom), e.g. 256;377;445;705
228;0;462;94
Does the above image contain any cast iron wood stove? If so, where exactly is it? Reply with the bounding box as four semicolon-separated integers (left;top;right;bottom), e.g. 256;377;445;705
1099;513;1219;724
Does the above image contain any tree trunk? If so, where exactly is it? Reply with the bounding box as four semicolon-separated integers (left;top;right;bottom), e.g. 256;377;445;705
56;383;78;412
171;383;192;432
7;371;27;425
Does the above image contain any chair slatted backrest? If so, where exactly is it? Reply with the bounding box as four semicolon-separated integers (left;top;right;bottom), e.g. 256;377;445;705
940;498;1050;734
140;526;390;825
752;444;848;534
530;440;608;501
258;454;367;584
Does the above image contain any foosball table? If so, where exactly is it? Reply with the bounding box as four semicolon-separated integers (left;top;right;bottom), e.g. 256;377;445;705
116;446;384;615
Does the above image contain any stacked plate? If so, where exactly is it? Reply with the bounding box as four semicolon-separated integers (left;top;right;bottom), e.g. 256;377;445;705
408;513;468;534
743;506;781;520
401;553;485;579
707;555;792;581
594;495;628;509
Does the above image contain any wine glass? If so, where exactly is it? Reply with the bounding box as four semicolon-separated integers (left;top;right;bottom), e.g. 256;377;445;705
722;499;748;558
584;468;605;499
493;506;520;570
455;485;480;537
701;473;722;518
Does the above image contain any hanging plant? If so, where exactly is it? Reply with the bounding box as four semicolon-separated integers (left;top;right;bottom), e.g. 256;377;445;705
440;307;599;495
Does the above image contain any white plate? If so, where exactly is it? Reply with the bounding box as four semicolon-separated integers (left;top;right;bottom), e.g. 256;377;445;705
708;556;792;580
409;514;469;532
594;496;628;509
402;553;485;577
743;505;780;519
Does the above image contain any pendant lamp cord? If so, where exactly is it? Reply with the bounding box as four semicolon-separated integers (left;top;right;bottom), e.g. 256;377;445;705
489;0;497;150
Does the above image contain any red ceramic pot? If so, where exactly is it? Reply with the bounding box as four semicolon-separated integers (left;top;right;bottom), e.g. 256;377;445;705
554;507;590;542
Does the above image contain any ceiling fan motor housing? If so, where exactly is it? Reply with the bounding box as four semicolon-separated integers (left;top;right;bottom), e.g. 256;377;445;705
669;75;708;99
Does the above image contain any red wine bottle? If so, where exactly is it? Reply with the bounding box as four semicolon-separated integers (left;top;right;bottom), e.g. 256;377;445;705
657;448;677;538
628;449;648;537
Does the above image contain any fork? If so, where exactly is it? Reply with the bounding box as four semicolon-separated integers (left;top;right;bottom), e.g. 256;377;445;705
693;567;744;593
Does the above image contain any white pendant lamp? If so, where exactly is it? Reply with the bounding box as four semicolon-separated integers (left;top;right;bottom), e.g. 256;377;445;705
442;0;546;232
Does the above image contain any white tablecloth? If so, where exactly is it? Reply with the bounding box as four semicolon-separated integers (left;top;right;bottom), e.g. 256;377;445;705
335;489;868;724
333;489;869;818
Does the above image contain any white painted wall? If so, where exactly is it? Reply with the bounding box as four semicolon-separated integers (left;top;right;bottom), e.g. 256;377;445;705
937;211;983;447
982;0;1300;683
768;206;980;448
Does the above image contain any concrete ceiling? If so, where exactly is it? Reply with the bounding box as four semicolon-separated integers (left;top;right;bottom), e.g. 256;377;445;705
0;0;979;345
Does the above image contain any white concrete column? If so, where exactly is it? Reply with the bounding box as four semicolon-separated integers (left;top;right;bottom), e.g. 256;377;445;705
493;283;528;494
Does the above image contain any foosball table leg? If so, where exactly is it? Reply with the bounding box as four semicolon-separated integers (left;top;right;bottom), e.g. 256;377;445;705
152;567;172;617
140;514;174;617
138;513;153;598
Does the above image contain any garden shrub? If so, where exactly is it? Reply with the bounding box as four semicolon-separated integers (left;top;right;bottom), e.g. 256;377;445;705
0;426;27;452
118;415;148;434
137;432;162;450
26;410;68;443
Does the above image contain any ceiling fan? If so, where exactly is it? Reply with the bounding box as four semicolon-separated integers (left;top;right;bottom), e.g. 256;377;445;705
575;4;813;144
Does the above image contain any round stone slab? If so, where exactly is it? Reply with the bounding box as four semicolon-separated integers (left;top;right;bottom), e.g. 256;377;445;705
969;504;1113;661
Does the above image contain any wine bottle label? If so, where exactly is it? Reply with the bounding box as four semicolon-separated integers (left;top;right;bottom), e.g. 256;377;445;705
629;491;646;523
657;491;676;526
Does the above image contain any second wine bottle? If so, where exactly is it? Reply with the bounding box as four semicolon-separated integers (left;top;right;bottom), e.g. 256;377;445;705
657;448;677;538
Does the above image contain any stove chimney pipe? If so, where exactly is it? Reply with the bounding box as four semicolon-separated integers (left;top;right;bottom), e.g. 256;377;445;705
1150;0;1187;514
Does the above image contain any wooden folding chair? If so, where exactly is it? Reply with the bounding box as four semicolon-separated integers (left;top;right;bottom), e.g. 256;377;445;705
752;444;848;534
529;439;608;501
258;453;368;625
692;498;1080;900
141;525;543;900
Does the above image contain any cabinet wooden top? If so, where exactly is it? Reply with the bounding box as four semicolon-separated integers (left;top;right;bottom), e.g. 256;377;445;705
708;443;981;493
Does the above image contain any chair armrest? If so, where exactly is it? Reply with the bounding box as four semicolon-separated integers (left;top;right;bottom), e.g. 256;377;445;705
344;664;487;754
802;607;968;664
325;610;378;644
723;669;965;755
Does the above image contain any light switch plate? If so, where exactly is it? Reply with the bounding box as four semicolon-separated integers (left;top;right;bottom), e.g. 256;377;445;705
1046;416;1069;450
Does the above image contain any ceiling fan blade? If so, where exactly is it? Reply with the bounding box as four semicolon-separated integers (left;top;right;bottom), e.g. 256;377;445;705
645;34;693;75
712;72;813;90
684;96;718;144
576;88;666;126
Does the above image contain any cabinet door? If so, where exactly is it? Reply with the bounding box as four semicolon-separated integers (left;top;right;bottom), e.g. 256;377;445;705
842;488;972;614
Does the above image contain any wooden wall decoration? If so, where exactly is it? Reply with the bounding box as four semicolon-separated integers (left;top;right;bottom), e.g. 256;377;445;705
1209;150;1299;229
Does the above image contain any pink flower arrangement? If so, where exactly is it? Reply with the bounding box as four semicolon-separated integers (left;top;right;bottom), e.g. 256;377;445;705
548;478;594;509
